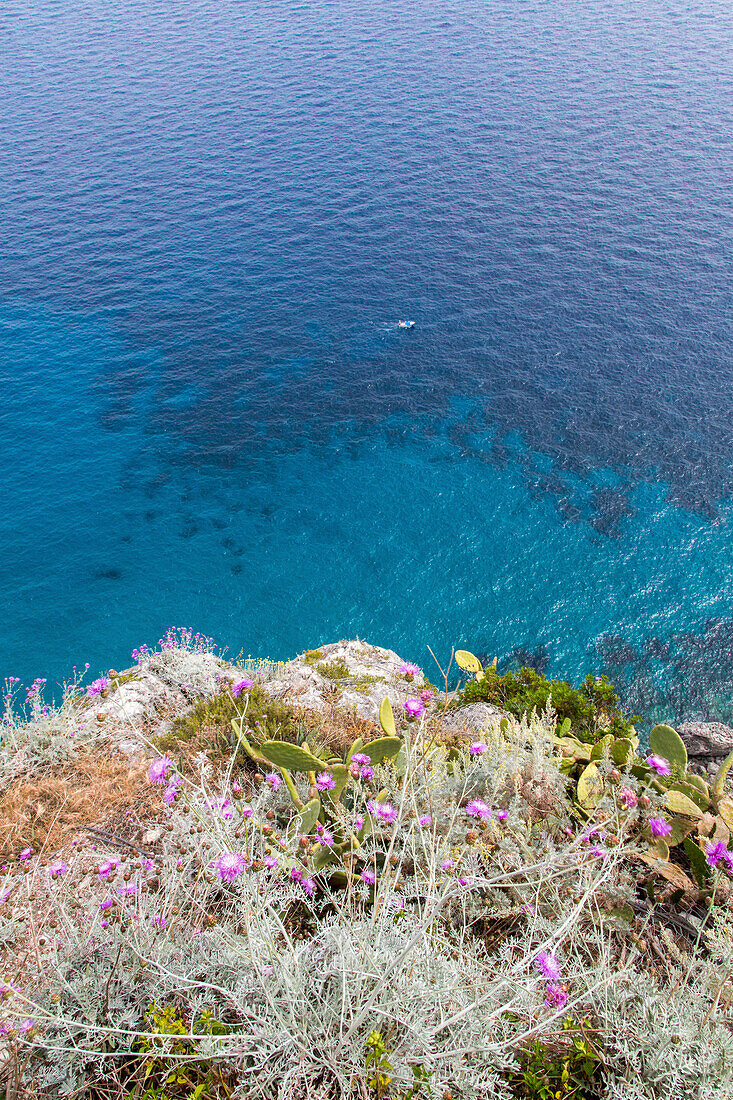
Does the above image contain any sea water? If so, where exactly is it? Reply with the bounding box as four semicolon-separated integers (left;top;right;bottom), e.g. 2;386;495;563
1;0;732;722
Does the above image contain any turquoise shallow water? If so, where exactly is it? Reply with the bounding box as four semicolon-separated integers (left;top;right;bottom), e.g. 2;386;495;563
1;0;732;720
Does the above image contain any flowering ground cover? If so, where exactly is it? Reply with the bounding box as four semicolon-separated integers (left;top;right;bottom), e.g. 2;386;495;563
1;635;733;1098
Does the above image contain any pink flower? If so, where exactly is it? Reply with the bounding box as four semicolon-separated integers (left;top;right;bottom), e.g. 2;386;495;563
290;868;303;883
544;983;569;1010
86;676;111;697
404;697;425;719
19;848;33;862
98;859;119;879
466;799;492;821
419;689;434;704
646;754;671;777
368;800;398;824
302;878;316;897
316;825;335;847
399;663;420;680
495;809;509;821
263;855;279;869
618;787;638;809
441;859;455;871
649;817;672;838
418;814;432;827
354;816;365;832
232;679;254;697
215;852;246;882
162;783;179;805
535;952;561;981
265;772;281;792
351;753;371;766
316;773;336;792
100;898;114;911
360;765;374;780
349;753;373;779
151;914;166;928
148;757;173;786
706;840;729;867
469;742;487;756
361;869;377;885
117;883;138;897
48;860;68;878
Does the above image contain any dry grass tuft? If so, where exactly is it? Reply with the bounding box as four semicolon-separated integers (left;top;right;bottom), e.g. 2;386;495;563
0;751;160;858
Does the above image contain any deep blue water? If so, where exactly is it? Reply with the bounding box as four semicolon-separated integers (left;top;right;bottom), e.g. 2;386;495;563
1;0;733;721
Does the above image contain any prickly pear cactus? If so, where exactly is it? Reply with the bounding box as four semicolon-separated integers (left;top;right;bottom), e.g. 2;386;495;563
258;741;324;773
649;723;688;774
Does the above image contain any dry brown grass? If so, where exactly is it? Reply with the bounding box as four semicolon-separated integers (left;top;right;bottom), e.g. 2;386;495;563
0;750;161;859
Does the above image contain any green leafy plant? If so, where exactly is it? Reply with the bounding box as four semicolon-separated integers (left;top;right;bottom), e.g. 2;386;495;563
316;658;351;680
127;1002;232;1100
505;1017;604;1099
456;654;636;745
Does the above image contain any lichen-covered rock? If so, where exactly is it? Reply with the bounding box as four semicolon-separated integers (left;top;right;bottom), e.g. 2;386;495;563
265;639;427;721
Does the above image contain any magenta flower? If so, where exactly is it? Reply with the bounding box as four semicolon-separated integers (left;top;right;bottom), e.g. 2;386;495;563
469;742;487;756
351;753;371;766
265;772;281;792
316;825;335;847
706;840;729;867
148;757;173;786
399;662;420;680
216;852;246;882
162;783;179;805
495;809;509;821
419;688;434;704
649;817;672;838
646;754;671;777
441;859;455;871
98;859;119;879
290;868;303;883
100;898;114;911
150;914;166;928
544;983;569;1010
618;787;638;809
232;679;254;697
360;765;374;780
368;800;398;824
48;860;68;878
361;869;377;885
354;816;365;832
19;848;33;862
535;952;561;981
419;814;433;827
302;878;316;897
263;855;279;869
466;799;492;822
404;697;425;719
117;883;138;897
86;676;111;698
316;773;336;792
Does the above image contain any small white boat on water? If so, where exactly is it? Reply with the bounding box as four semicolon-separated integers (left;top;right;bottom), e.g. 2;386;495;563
397;319;415;329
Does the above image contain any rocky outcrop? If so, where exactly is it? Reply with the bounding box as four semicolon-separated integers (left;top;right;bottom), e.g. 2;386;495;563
679;721;733;779
265;639;428;721
435;702;507;743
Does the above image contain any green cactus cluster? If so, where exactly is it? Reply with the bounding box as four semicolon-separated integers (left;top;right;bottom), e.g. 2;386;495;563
232;695;404;874
556;717;733;891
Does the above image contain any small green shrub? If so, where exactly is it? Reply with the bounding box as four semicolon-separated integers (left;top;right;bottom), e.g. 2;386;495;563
460;665;635;744
126;1001;232;1099
303;649;324;665
161;683;302;753
316;658;350;681
505;1017;604;1099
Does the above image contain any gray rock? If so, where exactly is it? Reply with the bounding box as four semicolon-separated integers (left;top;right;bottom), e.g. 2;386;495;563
678;722;733;759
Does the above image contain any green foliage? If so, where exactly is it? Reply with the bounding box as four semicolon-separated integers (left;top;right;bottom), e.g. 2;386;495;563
649;724;688;774
303;649;324;664
460;665;635;745
505;1018;604;1099
316;658;351;680
129;1002;232;1100
365;1030;394;1099
167;682;301;754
